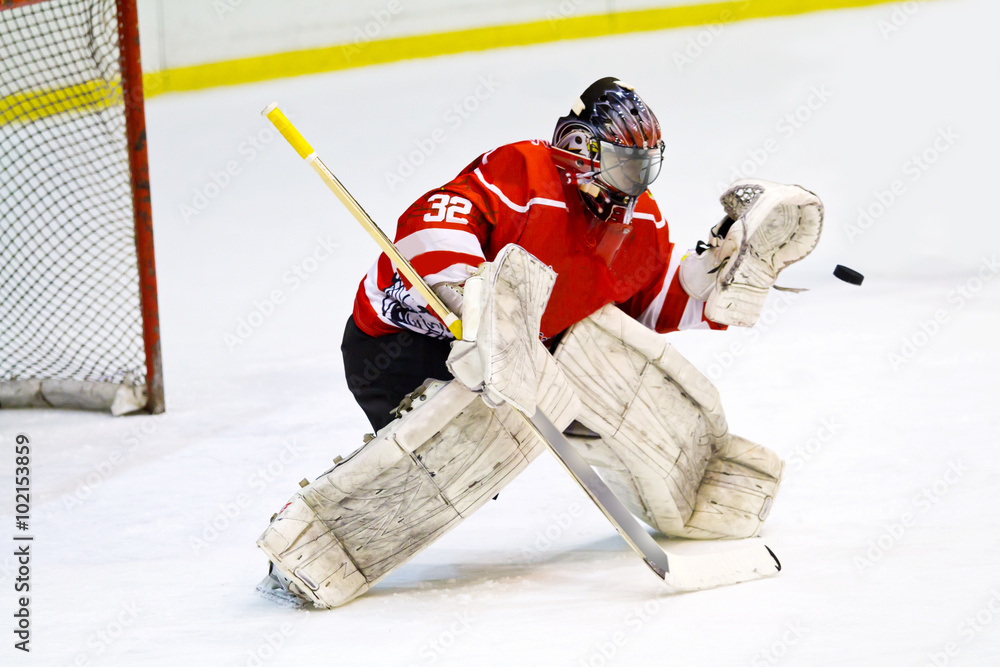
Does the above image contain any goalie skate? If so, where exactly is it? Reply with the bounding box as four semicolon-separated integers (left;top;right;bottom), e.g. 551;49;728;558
255;562;308;609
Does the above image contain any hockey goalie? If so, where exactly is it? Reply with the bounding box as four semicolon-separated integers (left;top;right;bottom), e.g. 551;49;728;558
257;77;823;608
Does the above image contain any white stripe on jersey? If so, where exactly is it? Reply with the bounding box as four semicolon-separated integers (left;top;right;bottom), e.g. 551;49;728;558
423;262;480;288
638;249;683;329
473;168;567;214
395;227;486;262
632;210;666;229
678;296;710;331
363;261;396;328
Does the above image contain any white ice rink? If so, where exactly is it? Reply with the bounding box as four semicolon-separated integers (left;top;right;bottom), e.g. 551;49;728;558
3;0;1000;664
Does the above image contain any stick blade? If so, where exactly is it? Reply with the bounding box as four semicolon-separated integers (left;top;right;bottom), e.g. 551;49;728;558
662;540;781;591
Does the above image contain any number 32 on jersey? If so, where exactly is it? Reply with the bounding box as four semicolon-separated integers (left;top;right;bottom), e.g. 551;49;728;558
423;194;472;224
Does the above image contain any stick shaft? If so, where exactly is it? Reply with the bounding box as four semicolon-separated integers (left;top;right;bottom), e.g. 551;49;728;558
262;104;462;340
527;411;671;580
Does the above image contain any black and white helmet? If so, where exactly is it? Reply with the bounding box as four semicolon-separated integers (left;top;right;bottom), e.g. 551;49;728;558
552;77;665;222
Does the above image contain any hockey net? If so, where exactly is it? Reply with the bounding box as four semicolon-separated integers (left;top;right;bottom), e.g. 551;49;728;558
0;0;163;415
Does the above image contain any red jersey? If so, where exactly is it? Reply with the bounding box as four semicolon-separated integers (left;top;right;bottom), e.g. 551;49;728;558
353;140;721;340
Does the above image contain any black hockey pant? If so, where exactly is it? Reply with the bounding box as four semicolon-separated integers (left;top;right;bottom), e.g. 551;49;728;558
341;317;453;431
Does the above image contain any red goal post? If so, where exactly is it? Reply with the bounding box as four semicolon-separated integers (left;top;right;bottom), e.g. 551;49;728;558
0;0;164;415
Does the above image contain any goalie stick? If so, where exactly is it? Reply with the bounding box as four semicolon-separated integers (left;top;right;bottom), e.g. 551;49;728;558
261;103;781;591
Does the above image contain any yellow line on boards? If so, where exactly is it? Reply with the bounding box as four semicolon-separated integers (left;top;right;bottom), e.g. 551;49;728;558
143;0;913;97
0;79;120;125
0;0;920;124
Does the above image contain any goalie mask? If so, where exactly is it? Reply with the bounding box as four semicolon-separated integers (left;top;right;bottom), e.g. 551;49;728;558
551;77;665;224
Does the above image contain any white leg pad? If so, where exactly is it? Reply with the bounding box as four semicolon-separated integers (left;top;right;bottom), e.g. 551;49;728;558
677;434;784;539
555;304;783;539
257;356;579;607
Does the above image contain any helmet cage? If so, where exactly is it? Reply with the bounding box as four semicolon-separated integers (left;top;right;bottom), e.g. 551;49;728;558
592;139;665;197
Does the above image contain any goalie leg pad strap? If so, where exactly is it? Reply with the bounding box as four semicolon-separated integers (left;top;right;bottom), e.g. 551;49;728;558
257;359;580;608
258;382;539;608
555;304;784;539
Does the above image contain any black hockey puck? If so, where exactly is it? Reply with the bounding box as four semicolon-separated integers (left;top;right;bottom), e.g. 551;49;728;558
834;265;864;285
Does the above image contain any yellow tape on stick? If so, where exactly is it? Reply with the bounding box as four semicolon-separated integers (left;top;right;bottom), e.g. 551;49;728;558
261;103;314;160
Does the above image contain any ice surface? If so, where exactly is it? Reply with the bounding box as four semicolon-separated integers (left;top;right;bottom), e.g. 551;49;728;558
2;1;999;665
